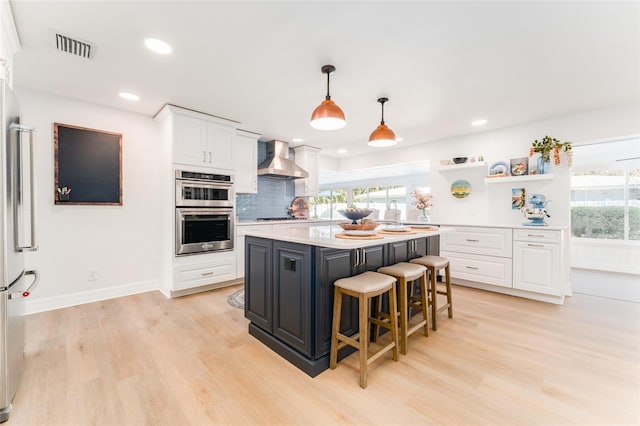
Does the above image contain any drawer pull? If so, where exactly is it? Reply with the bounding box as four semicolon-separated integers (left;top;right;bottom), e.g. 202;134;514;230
201;272;214;276
527;234;544;238
465;266;479;270
466;239;480;242
527;243;544;248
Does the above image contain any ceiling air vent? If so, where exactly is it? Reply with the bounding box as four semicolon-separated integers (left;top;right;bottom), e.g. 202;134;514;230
52;31;95;60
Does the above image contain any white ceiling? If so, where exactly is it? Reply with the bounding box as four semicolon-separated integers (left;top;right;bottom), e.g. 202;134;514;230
9;1;640;158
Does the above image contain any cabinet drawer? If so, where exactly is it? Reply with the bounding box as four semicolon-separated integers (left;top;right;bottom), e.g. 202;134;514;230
174;260;236;291
441;250;513;288
513;229;560;243
441;227;513;257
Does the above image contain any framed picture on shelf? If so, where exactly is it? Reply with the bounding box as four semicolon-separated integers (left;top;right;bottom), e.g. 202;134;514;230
510;157;528;176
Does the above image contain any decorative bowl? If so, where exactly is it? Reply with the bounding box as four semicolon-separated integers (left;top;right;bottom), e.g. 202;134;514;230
453;157;468;164
338;222;378;231
337;209;373;224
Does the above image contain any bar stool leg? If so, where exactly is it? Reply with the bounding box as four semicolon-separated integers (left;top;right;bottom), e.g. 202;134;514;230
445;264;453;318
359;293;369;389
397;277;408;355
388;282;399;362
419;272;430;337
429;266;438;331
329;287;342;370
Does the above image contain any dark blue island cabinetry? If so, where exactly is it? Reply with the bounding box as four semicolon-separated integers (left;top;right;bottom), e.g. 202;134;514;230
245;234;439;377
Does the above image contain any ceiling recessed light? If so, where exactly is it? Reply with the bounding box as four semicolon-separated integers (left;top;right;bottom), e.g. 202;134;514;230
472;119;487;126
144;38;172;55
337;149;348;154
292;138;304;143
118;92;140;101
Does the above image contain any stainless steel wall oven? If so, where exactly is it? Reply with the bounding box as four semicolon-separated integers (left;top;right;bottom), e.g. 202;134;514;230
175;170;234;255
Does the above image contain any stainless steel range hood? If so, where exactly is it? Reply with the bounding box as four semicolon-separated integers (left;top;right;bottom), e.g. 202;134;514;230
257;140;309;179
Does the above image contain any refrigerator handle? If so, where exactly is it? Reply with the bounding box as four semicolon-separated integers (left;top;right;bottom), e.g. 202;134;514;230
9;270;39;299
14;125;38;252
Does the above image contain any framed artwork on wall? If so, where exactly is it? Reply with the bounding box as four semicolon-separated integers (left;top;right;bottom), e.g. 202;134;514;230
512;188;525;209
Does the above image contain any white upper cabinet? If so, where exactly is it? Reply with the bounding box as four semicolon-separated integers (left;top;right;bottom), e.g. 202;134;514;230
294;145;321;197
166;106;236;170
234;130;260;194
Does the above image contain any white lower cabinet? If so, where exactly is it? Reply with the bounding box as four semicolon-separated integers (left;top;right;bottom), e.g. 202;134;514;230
442;225;568;303
513;230;562;295
236;225;272;279
441;250;512;288
173;255;237;291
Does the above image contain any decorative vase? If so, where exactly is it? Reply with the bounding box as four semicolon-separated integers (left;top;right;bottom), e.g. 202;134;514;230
419;208;430;222
536;156;550;175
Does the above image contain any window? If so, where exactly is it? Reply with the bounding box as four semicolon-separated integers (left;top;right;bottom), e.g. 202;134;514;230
310;184;423;220
570;139;640;240
309;189;346;219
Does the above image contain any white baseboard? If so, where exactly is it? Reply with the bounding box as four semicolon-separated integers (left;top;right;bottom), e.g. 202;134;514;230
24;279;160;315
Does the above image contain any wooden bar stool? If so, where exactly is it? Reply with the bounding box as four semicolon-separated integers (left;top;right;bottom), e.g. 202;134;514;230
410;255;453;330
329;271;399;389
376;262;429;354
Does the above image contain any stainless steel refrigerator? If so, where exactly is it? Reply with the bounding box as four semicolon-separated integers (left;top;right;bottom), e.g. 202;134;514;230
0;77;38;423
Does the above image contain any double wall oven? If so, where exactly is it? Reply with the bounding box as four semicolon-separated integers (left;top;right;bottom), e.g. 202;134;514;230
175;170;234;255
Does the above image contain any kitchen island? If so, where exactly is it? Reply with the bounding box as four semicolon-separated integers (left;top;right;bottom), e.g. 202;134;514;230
243;224;452;377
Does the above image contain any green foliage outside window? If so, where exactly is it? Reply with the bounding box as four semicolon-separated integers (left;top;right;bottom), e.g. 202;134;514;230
571;206;640;240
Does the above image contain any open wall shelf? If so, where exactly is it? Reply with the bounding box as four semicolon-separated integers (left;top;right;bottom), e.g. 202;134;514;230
437;161;487;172
484;174;554;184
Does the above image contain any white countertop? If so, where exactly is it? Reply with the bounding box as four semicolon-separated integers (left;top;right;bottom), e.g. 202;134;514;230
243;225;453;249
438;223;568;230
237;219;335;226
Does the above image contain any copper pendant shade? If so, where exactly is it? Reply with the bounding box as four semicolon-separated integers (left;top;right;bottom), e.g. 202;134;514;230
310;65;346;130
368;97;397;147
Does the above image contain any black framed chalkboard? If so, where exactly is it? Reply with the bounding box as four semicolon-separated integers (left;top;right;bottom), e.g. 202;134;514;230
54;123;122;205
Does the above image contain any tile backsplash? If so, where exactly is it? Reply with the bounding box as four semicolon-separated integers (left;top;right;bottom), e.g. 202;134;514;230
236;140;297;220
236;177;295;220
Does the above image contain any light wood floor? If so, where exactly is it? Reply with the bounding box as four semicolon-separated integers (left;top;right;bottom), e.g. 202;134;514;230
8;284;640;426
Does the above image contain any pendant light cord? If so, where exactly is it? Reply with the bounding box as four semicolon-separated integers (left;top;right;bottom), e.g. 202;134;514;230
325;71;331;100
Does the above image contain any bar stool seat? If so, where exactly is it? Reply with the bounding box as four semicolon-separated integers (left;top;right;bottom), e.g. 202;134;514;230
410;255;453;330
377;262;429;354
330;271;399;389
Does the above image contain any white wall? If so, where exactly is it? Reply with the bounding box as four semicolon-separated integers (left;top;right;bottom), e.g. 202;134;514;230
335;103;640;228
0;0;20;85
17;89;163;313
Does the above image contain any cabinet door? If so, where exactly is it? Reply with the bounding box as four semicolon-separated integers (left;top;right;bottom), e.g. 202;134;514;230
273;242;312;356
234;132;258;194
387;241;410;264
314;247;357;359
294;146;320;197
513;241;561;295
360;244;386;272
206;122;234;170
413;237;428;258
245;237;272;332
173;114;207;166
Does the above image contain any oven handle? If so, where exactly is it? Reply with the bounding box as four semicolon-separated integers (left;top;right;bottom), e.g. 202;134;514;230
176;208;234;216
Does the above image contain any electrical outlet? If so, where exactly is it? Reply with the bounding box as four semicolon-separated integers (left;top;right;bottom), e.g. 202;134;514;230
88;269;98;281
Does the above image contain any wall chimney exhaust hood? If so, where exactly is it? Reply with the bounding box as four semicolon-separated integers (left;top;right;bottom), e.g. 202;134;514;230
257;140;309;179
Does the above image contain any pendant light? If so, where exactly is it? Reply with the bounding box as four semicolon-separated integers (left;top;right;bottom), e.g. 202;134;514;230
310;65;346;130
368;97;397;147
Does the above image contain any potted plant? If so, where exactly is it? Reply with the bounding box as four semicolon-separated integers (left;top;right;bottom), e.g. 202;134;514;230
529;136;573;174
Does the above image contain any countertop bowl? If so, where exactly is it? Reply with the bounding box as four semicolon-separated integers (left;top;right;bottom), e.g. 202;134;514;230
453;157;468;164
338;222;378;231
337;209;373;224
